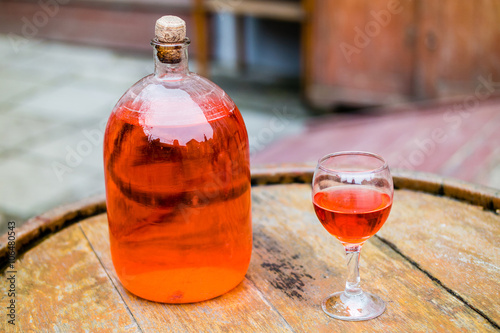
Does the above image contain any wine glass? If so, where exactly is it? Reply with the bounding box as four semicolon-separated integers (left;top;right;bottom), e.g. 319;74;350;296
312;151;393;321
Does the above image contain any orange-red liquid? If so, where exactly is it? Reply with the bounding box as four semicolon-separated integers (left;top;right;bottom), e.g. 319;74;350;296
103;99;251;303
313;187;392;245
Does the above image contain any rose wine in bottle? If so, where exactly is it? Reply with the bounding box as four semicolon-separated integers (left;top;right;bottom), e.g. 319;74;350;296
103;16;252;303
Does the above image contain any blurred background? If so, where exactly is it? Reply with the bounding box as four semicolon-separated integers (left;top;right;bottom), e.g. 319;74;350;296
0;0;499;233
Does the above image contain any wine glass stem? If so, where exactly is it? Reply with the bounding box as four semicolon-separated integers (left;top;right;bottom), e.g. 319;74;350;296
344;245;362;296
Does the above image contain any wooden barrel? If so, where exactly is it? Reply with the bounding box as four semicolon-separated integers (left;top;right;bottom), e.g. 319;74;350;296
1;166;499;332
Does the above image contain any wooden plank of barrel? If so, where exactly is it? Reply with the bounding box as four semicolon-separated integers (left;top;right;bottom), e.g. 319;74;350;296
0;166;499;332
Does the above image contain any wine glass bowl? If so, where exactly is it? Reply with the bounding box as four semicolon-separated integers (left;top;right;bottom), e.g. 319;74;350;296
312;151;394;321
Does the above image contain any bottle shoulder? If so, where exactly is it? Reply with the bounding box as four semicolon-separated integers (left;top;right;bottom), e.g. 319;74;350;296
106;72;248;146
113;72;235;120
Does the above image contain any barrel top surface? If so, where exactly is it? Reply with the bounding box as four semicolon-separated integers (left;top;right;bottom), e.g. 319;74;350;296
1;167;499;332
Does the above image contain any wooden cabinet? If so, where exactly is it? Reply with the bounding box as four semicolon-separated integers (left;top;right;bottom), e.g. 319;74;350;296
305;0;500;108
3;0;498;109
414;0;500;99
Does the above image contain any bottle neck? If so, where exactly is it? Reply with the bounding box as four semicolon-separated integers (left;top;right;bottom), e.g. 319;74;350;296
152;38;190;79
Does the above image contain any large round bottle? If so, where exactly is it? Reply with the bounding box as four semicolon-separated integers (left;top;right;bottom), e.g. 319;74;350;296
103;16;252;303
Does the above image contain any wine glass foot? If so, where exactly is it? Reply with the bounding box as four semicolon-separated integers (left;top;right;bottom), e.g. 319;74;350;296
321;291;386;321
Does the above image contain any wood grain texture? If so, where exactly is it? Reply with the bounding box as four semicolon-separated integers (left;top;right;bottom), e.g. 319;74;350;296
2;168;498;270
247;184;498;332
415;0;500;99
307;0;416;107
0;224;139;332
250;166;500;211
1;171;499;331
0;194;106;268
80;215;292;333
306;0;500;107
378;189;500;324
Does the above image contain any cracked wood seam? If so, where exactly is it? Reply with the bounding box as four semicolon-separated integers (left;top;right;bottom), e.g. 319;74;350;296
1;183;498;331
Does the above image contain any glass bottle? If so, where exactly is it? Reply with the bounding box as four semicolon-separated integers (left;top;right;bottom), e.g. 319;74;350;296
103;16;252;303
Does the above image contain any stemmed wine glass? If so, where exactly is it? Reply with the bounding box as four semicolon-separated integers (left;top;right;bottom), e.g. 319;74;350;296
312;151;393;321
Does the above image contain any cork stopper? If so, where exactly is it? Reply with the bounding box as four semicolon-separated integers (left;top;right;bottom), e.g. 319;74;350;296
155;16;186;43
153;16;187;64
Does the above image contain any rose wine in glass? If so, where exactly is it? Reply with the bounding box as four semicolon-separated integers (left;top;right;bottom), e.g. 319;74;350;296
312;151;393;321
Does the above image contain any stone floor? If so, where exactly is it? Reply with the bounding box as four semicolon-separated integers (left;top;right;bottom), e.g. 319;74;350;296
0;36;307;233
